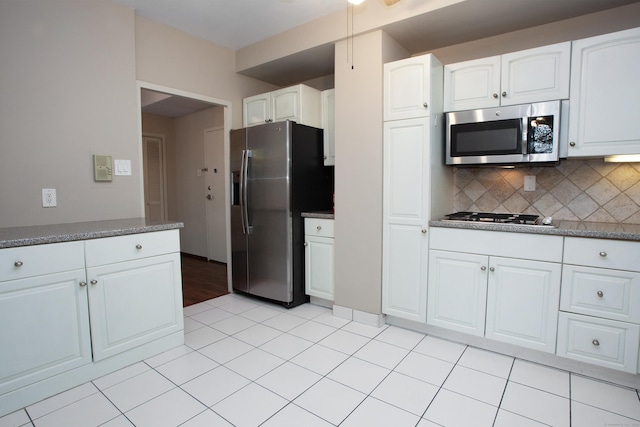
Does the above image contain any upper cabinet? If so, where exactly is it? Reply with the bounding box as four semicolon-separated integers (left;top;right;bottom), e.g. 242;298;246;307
384;55;442;121
243;84;322;128
444;42;571;111
567;27;640;157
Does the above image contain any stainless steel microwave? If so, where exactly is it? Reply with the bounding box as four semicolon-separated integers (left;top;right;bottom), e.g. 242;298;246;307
445;100;562;166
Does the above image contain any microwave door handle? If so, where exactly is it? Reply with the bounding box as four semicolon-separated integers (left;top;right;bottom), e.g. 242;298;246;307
522;117;529;154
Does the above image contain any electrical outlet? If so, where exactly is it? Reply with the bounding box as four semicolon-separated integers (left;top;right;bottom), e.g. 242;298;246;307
42;188;57;207
524;175;536;192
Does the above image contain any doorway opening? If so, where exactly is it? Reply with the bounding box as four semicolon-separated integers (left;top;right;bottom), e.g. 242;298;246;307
137;81;233;306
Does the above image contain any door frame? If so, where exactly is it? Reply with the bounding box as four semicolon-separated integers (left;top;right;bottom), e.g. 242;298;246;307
136;80;234;292
204;125;226;263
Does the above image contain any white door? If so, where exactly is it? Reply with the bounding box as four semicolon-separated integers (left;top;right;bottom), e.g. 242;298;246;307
384;55;433;121
485;257;561;353
444;56;501;111
204;127;227;263
142;135;166;221
382;118;430;322
304;235;334;300
427;250;488;336
243;93;271;127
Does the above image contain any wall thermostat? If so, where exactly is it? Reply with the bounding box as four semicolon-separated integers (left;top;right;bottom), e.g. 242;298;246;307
93;155;113;181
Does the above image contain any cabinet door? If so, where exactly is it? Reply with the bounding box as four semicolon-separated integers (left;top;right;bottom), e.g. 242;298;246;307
271;86;300;123
243;93;271;127
501;42;571;106
384;55;433;120
444;56;501;111
382;119;430;322
486;257;561;353
427;250;488;336
304;235;334;300
0;270;91;395
87;253;183;361
568;27;640;157
322;89;335;166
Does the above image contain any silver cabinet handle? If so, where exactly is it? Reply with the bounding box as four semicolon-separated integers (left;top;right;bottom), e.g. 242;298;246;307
316;225;322;231
592;339;600;346
423;102;428;108
489;267;495;272
501;91;507;97
14;261;23;267
569;141;576;147
481;266;486;271
136;244;143;250
304;242;308;247
599;251;607;257
597;290;604;298
90;279;98;285
492;93;498;99
79;281;87;287
421;229;427;234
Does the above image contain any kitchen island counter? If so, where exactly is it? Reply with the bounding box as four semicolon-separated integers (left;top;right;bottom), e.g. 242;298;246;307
429;219;640;241
0;218;184;249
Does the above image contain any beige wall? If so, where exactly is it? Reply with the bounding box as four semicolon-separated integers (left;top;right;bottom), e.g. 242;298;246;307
0;0;140;227
134;16;278;131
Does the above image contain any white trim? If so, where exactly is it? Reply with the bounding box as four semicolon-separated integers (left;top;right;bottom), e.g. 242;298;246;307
141;133;168;221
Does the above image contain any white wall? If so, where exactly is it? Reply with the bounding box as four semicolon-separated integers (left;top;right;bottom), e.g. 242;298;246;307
0;0;141;227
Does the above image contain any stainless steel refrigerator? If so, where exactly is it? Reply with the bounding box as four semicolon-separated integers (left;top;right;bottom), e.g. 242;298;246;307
230;121;333;307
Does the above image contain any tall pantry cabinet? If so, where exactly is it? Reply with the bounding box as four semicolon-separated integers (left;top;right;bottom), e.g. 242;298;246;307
382;54;452;322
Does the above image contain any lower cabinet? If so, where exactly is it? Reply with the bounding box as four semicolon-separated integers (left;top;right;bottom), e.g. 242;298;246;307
304;218;334;301
0;229;184;416
428;228;562;353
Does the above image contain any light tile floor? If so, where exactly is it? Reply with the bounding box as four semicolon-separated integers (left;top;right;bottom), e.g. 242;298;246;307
2;293;640;427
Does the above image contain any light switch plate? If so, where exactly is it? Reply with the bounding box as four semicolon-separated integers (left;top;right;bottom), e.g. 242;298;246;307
114;159;132;176
524;175;536;192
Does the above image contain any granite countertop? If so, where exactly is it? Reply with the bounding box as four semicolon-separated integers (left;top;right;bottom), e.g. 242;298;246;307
429;219;640;241
302;211;335;220
0;218;184;249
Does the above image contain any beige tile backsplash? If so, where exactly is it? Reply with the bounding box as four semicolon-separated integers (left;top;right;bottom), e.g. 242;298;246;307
452;159;640;224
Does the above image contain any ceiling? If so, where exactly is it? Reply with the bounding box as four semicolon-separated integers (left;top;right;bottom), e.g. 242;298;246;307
131;0;640;116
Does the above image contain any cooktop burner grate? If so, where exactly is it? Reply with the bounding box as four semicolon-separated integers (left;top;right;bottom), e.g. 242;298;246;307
444;211;541;225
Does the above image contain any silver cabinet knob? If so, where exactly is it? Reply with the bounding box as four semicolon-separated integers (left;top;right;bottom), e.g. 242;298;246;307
304;242;308;247
481;266;486;271
599;251;607;257
501;91;507;97
592;339;600;346
316;225;322;231
597;290;604;298
492;93;498;99
79;281;87;287
206;194;213;200
421;229;427;234
489;267;495;272
90;279;98;285
136;244;143;250
569;141;576;147
14;261;23;267
423;102;428;108
324;155;327;160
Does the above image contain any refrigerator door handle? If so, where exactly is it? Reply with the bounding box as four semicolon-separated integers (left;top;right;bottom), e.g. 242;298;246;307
241;149;253;234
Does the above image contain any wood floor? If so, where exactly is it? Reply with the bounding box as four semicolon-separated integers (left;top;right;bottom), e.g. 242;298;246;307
180;253;229;307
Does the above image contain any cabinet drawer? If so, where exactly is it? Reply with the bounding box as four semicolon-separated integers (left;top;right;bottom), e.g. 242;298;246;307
561;265;640;324
85;230;180;267
564;237;639;272
304;218;334;238
556;312;639;373
0;241;85;282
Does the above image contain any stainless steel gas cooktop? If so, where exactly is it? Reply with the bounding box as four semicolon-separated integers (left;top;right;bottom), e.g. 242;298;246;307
443;211;553;226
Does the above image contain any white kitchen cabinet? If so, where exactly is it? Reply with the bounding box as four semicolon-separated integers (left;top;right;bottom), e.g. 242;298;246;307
243;84;322;128
558;236;640;372
429;228;562;353
304;218;334;301
0;242;90;396
485;257;561;353
427;250;487;336
321;89;335;166
382;53;449;323
383;54;442;121
444;42;571;111
85;230;183;361
568;27;640;157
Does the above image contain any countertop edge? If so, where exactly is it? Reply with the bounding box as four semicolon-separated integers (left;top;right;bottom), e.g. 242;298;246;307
0;218;184;249
429;220;640;241
302;211;335;219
